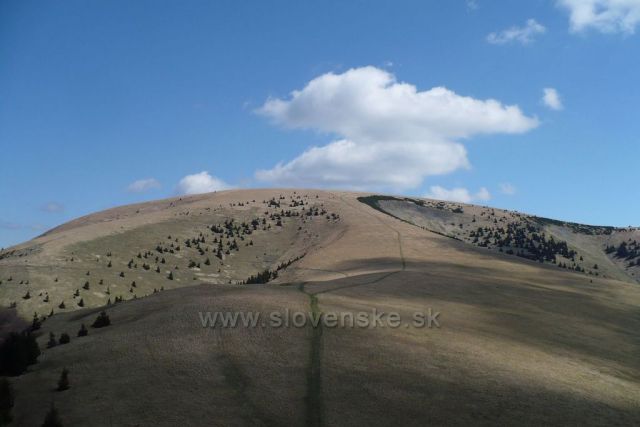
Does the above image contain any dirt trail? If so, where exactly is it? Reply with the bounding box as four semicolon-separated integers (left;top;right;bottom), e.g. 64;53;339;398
298;195;408;426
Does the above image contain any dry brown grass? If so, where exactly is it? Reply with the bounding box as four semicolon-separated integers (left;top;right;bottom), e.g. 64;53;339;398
2;189;639;425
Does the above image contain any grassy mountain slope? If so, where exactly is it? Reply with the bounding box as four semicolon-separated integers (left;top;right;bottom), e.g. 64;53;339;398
362;195;639;283
0;190;343;319
1;190;639;425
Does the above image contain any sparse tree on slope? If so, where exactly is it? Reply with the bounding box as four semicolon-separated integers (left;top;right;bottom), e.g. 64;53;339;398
57;368;69;391
41;404;63;427
91;311;111;328
0;378;14;425
77;324;88;337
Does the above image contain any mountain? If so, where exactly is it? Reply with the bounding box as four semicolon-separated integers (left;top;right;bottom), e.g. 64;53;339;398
1;189;639;426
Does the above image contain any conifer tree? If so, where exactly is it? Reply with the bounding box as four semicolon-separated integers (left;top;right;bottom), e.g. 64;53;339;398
57;368;69;391
31;313;42;331
0;333;40;375
0;378;14;425
77;324;88;337
47;332;57;349
91;311;111;328
41;404;63;427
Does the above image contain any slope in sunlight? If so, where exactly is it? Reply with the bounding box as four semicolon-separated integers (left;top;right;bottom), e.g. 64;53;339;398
1;190;639;426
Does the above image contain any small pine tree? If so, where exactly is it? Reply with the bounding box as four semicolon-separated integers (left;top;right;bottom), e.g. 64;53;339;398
47;332;57;349
58;333;70;345
31;313;42;331
77;299;84;308
0;378;14;425
167;271;174;280
0;332;41;376
41;404;63;427
58;301;66;309
91;311;111;328
77;324;88;337
57;368;69;391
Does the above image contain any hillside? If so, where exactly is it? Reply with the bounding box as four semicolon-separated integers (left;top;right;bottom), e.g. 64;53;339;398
1;189;639;426
360;195;640;283
0;190;344;320
1;190;638;321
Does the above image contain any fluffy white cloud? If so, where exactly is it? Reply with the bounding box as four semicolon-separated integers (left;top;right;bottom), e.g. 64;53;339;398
0;220;44;231
256;139;469;189
0;221;24;230
40;202;64;213
425;186;491;204
256;66;538;190
499;182;517;195
542;88;563;110
558;0;640;34
126;178;161;193
487;19;546;45
176;171;231;195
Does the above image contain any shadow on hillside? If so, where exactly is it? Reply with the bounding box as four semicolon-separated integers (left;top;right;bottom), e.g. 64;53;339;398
324;346;640;426
310;257;640;378
0;307;29;342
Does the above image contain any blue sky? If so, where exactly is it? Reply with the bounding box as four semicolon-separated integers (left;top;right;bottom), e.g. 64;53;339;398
1;0;639;248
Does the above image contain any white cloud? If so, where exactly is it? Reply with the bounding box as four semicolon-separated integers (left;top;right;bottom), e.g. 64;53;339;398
0;220;44;231
256;139;469;190
499;182;517;195
467;0;479;11
126;178;161;193
256;66;538;190
542;88;563;110
40;202;64;213
487;19;546;45
176;171;231;195
558;0;640;34
0;221;23;230
425;186;491;204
